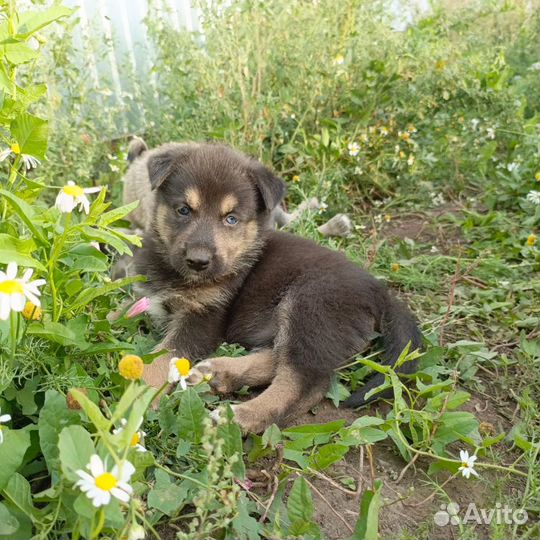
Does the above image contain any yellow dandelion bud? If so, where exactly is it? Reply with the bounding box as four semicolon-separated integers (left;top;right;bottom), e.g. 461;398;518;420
391;263;400;272
22;301;42;320
292;175;300;183
535;172;540;182
10;142;21;154
435;59;446;70
119;354;144;381
526;234;537;246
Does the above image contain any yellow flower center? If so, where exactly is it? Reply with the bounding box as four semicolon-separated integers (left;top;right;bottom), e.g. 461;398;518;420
10;143;20;154
461;462;468;468
63;184;85;197
118;354;144;381
391;263;400;272
130;432;141;447
175;358;191;377
0;280;23;295
95;472;118;491
22;301;42;320
527;234;537;246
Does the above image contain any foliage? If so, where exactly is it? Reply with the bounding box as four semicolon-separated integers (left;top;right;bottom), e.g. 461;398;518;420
0;0;539;539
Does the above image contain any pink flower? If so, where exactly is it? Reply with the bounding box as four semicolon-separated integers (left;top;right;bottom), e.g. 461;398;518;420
126;297;150;318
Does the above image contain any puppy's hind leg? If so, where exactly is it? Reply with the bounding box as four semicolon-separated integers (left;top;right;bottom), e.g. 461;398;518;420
230;365;329;434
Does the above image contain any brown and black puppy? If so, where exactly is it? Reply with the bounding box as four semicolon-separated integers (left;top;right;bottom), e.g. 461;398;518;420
127;141;422;433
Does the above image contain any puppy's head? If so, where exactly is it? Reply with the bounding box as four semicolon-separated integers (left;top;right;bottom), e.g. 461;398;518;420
147;143;285;282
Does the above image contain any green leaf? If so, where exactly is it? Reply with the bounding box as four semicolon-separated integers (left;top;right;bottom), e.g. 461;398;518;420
38;390;80;479
0;189;47;244
0;503;18;535
287;476;313;523
262;423;282;449
69;389;110;433
11;113;48;159
287;478;322;537
2;473;36;521
349;479;382;540
62;244;109;272
357;358;390;374
232;493;262;539
4;42;39;64
26;321;79;347
110;383;150;427
17;6;74;37
69;276;144;311
283;420;346;444
218;405;245;478
431;412;479;454
147;470;188;516
177;388;206;444
0;233;44;270
58;425;95;482
0;429;30;491
283;448;309;469
307;443;349;471
340;417;388;446
98;200;139;227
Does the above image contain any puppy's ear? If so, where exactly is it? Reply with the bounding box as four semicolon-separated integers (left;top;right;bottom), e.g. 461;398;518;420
247;160;286;212
147;144;190;191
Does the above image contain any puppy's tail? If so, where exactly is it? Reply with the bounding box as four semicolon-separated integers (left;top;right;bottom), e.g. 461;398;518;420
127;136;148;163
343;295;422;408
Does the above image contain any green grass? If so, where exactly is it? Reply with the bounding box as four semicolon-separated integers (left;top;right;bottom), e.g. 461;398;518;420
0;0;539;538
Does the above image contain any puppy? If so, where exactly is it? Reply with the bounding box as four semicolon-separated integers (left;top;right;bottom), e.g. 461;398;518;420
123;140;422;433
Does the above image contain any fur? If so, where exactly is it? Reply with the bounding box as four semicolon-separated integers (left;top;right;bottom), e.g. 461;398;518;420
122;140;422;433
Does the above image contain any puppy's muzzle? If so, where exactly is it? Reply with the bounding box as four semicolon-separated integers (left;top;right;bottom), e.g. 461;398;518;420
185;246;214;272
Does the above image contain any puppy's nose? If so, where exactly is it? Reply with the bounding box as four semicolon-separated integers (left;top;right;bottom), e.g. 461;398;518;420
186;253;211;271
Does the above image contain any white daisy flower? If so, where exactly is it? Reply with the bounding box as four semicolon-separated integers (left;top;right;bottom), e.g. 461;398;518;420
112;418;147;452
486;127;495;139
470;118;480;130
75;454;134;507
55;181;102;214
0;262;46;321
526;190;540;205
0;143;41;170
168;357;192;389
507;162;519;172
0;407;12;444
407;154;415;166
347;142;360;157
458;450;479;479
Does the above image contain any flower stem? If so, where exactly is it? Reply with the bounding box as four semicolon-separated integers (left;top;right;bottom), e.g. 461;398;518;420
9;310;18;364
49;212;72;322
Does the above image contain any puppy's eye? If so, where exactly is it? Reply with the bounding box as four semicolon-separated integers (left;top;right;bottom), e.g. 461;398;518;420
225;215;238;226
177;205;191;216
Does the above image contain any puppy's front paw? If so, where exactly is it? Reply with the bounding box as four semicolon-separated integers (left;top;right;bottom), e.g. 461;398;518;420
209;403;267;434
195;358;242;394
231;403;269;434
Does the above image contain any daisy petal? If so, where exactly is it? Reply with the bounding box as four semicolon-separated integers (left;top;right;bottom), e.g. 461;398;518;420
111;487;130;502
6;262;17;279
89;454;104;477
